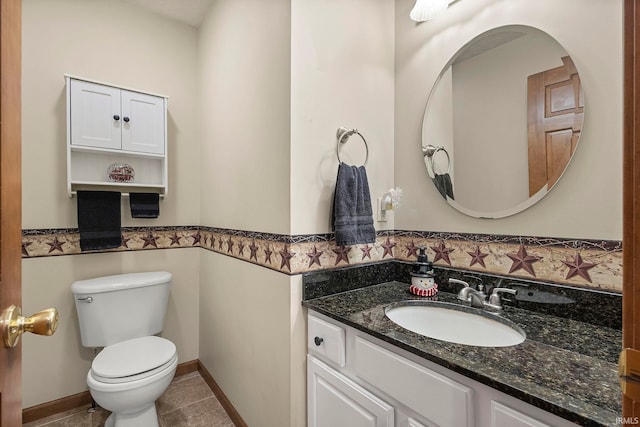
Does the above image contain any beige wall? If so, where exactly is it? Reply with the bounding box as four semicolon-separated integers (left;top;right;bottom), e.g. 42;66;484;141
196;1;303;426
21;0;200;408
290;0;396;233
198;253;304;427
198;0;291;234
22;0;200;229
395;0;623;240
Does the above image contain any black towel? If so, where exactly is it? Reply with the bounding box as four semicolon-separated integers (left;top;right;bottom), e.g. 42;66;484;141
332;163;376;246
129;192;160;218
433;173;454;200
77;191;122;251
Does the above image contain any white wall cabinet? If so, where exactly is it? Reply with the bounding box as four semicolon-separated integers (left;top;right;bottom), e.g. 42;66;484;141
307;311;580;427
66;76;168;196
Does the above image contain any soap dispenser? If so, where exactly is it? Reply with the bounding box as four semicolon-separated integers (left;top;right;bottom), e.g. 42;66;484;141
409;247;438;297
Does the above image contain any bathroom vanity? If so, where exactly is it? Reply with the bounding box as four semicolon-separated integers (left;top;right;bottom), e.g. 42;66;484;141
303;273;620;427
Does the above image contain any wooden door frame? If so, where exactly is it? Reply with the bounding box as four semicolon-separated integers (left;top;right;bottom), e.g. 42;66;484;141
625;0;640;418
0;0;23;425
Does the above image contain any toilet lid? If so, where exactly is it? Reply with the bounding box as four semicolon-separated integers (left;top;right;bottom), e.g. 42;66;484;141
92;336;176;380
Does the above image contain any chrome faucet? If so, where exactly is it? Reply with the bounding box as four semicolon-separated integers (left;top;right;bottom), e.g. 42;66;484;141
449;278;516;311
449;278;485;307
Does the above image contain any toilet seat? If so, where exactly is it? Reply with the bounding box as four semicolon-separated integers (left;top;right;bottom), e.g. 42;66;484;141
91;336;176;384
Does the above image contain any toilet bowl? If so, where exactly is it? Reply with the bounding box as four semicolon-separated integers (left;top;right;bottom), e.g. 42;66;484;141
87;336;178;427
72;272;177;427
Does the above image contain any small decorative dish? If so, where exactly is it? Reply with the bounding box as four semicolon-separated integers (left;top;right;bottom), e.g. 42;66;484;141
107;163;135;183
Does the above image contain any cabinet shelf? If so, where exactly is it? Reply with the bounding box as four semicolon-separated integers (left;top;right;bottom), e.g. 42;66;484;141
70;144;166;159
70;180;166;188
69;181;166;197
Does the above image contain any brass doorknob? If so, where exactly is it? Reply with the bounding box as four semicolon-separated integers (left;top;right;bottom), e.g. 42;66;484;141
0;305;59;348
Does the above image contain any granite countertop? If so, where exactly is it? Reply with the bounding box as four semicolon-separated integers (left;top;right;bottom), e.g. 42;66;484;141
303;281;621;427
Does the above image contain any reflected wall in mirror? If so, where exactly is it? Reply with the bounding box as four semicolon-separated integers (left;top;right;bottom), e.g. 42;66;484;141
422;25;584;218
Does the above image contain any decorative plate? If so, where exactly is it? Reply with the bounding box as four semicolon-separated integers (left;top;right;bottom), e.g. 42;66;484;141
107;163;135;183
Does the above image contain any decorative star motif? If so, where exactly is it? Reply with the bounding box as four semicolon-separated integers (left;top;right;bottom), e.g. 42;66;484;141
264;245;274;264
333;246;351;265
249;241;259;261
279;245;295;271
47;237;65;253
360;244;373;260
563;253;597;283
431;241;454;265
141;233;158;248
218;237;224;250
121;235;131;248
405;240;419;259
22;241;32;257
381;238;396;259
169;233;182;246
306;246;323;267
506;245;541;277
227;237;234;254
191;232;201;247
238;241;246;256
467;246;489;268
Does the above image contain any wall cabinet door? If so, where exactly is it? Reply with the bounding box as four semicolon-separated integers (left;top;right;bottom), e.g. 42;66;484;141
70;80;165;155
121;90;165;155
308;355;394;427
70;80;122;150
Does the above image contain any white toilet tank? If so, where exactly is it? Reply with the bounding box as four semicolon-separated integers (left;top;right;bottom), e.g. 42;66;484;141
72;271;172;348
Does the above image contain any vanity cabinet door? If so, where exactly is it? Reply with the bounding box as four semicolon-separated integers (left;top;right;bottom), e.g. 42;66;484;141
120;90;165;155
70;79;122;150
308;355;394;427
354;336;473;427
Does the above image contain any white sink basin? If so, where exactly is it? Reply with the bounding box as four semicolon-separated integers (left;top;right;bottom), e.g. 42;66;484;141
385;301;526;347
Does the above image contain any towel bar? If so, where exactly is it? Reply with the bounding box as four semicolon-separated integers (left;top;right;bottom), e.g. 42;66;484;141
336;127;369;166
422;144;451;175
69;191;165;199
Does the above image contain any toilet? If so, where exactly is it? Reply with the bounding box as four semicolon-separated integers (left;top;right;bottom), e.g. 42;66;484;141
72;271;178;427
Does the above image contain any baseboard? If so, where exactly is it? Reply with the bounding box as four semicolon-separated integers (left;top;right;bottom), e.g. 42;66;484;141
22;359;200;424
22;390;92;424
198;361;248;427
175;359;199;377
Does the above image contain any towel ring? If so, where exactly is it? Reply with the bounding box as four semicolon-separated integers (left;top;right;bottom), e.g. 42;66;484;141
422;145;451;175
336;127;369;166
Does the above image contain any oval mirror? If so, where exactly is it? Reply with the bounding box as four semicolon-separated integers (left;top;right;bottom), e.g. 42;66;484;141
421;25;584;218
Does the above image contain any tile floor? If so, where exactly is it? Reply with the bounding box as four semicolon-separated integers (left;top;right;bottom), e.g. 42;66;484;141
23;371;235;427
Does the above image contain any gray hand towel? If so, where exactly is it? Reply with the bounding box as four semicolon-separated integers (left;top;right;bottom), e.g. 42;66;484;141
332;163;376;246
433;173;454;200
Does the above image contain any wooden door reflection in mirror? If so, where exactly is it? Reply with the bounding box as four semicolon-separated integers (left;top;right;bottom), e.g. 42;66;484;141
528;56;584;196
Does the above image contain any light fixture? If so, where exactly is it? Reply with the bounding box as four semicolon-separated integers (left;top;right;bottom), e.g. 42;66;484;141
410;0;449;22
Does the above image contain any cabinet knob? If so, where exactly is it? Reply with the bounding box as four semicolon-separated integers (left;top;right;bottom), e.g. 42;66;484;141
123;117;130;123
314;336;324;346
113;115;120;121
